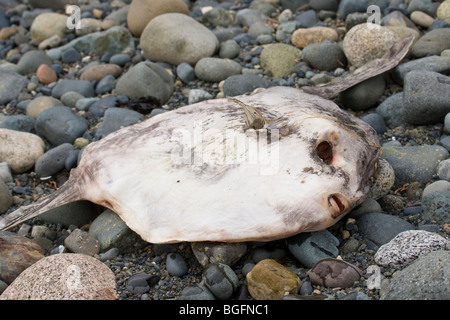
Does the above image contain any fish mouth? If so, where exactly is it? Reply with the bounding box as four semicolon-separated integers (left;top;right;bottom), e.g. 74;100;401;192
328;193;348;218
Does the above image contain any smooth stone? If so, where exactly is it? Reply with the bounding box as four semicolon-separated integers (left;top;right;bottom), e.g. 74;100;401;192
0;115;35;133
381;145;449;187
34;143;73;178
393;56;450;85
361;113;387;135
80;64;122;82
367;158;395;200
65;149;80;171
235;8;266;27
0;129;45;173
74;18;102;37
109;54;131;66
0;68;28;105
349;198;382;219
89;209;147;254
36;64;57;85
219;40;241;59
140;13;219;66
291;26;338;49
0;162;13;183
95;75;117;95
437;0;450;23
380;250;449;300
410;11;435;27
309;258;363;288
339;74;385;111
0;231;44;284
35;106;88;146
222;73;273;97
126;273;159;294
95;107;142;140
191;242;247;267
375;230;449;269
381;10;416;28
422;180;450;198
0;180;12;214
248;21;272;39
248;245;286;263
260;43;302;78
294;9;320;28
115;61;174;104
375;92;405;128
38;201;99;228
47;26;135;60
86;96;118;121
52;80;95;99
437;159;450;181
310;0;338;11
30;12;67;44
407;0;439;16
64;228;100;256
246;259;301;300
357;212;415;250
203;263;239;300
99;247;119;262
338;0;372;20
302;40;347;71
27;0;72;10
187;89;213;105
61;48;82;63
127;0;189;36
60;92;84;109
343;23;398;67
0;253;117;300
166;253;188;277
411;28;450;58
26;96;64;119
286;230;339;268
202;7;236;27
403;70;450;125
194;58;242;83
421;190;450;224
176;62;195;83
178;285;215;300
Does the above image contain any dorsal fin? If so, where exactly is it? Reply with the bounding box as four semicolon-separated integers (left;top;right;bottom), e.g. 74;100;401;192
228;97;267;130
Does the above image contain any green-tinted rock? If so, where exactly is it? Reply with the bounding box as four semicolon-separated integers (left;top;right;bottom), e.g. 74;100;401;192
260;43;302;78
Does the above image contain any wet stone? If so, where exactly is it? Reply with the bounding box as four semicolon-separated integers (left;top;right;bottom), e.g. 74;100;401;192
309;258;363;288
202;263;239;300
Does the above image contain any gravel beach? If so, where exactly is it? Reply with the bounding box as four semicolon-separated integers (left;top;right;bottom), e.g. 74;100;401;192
0;0;449;302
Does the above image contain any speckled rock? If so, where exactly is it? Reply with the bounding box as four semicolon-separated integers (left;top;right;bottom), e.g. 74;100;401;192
437;0;450;23
0;253;117;300
246;259;301;300
64;228;100;256
0;231;44;284
0;129;45;173
421;190;450;224
375;230;450;269
343;23;399;67
260;43;302;77
368;158;396;200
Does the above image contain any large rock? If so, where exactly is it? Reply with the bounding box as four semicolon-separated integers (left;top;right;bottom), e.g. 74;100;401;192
403;70;450;125
140;13;219;66
0;129;45;173
115;61;174;103
0;68;28;105
343;23;399;67
410;28;450;58
127;0;189;36
30;12;68;44
0;253;117;300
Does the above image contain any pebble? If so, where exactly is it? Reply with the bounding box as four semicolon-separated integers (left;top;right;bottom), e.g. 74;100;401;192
126;273;159;295
421;190;450;224
202;263;239;300
437;0;450;22
127;0;189;37
367;158;396;200
34;143;74;178
339;74;385;111
411;28;450;58
0;253;117;300
36;64;57;84
260;43;302;78
109;53;131;67
52;79;95;99
191;242;247;267
0;180;12;214
222;73;273;97
375;92;405;128
422;180;450;199
0;114;35;133
286;230;339;268
176;62;196;84
0;68;28;105
194;57;242;83
64;228;100;256
219;40;241;59
16;50;51;75
375;230;449;269
61;48;82;63
166;253;188;277
393;56;450;85
178;284;215;300
80;63;122;82
89;209;147;254
410;11;435;28
246;259;301;300
0;162;13;183
95;107;142;140
381;145;449;187
38;201;99;229
0;231;43;284
291;26;338;49
380;250;449;300
60;92;84;109
309;258;363;288
437;159;450;181
140;13;219;66
0;129;45;173
30;12;67;44
357;212;415;250
35;106;88;146
115;61;174;104
343;23;398;67
361;113;387;135
96;75;117;95
403;70;450;125
26;96;63;119
302;40;346;71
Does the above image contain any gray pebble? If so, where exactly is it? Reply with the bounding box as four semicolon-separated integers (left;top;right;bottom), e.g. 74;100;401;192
375;92;405;128
16;50;52;75
248;245;286;263
0;180;12;214
95;107;142;140
109;53;131;66
349;198;382;219
394;56;450;84
339;74;385;111
191;242;247;267
222;73;273;96
0;115;35;133
95;75;117;95
421;190;450;224
219;40;241;59
235;9;266;27
286;230;339;268
166;253;188;277
64;228;100;256
60;91;84;109
411;28;450;58
52;79;95;99
99;247;119;261
0;162;13;183
75;97;100;111
38;201;99;228
35;143;74;177
194;57;242;83
178;285;215;300
202;263;239;300
126;273;159;295
61;48;81;63
176;62;196;84
64;149;80;171
0;68;28;105
302;40;346;71
188;89;213;105
437;159;450;181
361;113;386;135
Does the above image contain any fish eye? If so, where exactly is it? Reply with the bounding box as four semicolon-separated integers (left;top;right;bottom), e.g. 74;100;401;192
316;141;333;165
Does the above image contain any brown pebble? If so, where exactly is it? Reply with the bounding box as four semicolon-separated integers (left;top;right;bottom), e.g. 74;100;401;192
0;26;18;40
36;64;57;84
80;64;122;81
309;258;363;288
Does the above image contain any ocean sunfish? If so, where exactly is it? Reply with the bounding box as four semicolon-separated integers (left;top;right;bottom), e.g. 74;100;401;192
0;37;413;243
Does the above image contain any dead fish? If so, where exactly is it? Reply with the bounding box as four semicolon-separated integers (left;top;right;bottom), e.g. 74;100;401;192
0;37;414;243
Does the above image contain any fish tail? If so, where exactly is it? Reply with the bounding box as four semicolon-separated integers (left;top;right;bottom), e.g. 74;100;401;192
0;178;82;231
